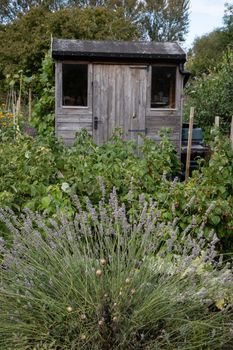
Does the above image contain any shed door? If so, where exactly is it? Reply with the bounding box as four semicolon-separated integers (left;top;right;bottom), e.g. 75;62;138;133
92;64;147;145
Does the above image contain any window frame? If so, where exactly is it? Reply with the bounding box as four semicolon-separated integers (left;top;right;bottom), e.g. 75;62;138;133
150;64;178;111
61;61;89;109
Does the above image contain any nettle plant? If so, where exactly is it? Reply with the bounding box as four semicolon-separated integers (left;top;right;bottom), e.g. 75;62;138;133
0;191;232;350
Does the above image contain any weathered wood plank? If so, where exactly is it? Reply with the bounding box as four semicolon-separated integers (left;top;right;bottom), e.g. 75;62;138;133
56;122;92;131
57;115;92;123
92;64;100;143
102;65;109;144
146;115;181;132
146;109;181;117
55;62;62;113
108;65;116;137
57;108;91;116
87;64;93;111
57;127;92;139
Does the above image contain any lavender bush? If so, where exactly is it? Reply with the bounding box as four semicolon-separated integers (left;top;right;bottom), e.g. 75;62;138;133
0;192;232;349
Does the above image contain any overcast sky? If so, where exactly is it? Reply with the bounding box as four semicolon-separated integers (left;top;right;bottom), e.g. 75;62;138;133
184;0;228;49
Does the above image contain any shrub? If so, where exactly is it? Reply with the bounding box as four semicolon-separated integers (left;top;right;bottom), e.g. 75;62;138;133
0;194;232;349
184;50;233;132
63;128;180;204
0;106;18;142
0;128;180;214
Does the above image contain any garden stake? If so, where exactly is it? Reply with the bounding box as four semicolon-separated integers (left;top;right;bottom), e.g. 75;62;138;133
215;116;220;128
185;107;195;181
231;116;233;150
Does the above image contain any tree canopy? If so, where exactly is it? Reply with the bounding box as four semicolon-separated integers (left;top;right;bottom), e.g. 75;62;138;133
142;0;190;41
0;0;190;80
184;49;233;131
0;1;67;23
0;6;139;76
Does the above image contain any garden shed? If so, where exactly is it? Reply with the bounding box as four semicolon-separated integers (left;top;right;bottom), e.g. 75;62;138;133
52;38;189;152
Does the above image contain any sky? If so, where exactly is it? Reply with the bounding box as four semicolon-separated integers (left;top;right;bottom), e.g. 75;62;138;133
185;0;229;49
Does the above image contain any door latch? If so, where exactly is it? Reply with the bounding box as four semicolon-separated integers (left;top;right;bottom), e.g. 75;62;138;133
94;116;98;130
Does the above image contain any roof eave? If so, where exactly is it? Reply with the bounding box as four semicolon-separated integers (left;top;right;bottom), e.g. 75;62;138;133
52;51;186;62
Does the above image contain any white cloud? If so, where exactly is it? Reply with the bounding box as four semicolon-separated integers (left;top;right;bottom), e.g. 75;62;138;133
190;0;225;17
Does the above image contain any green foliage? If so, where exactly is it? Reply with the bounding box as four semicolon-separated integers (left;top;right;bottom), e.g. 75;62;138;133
49;6;139;41
0;6;139;77
184;50;233;130
0;132;72;215
63;129;179;204
186;29;230;77
0;198;232;349
157;130;233;253
0;1;191;80
223;3;233;36
142;0;190;41
0;7;51;76
0;108;16;141
31;53;55;137
0;125;233;252
0;128;180;215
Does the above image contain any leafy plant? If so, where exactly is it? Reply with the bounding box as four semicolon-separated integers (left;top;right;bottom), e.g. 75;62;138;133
184;50;233;132
31;53;55;137
63;128;180;204
0;125;233;252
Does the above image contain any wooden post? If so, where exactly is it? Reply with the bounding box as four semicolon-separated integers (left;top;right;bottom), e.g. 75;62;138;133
28;87;32;121
231;116;233;150
185;107;195;181
215;116;220;128
16;73;23;117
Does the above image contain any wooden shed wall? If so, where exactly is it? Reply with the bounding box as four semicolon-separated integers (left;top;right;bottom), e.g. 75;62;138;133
55;61;184;151
55;61;93;146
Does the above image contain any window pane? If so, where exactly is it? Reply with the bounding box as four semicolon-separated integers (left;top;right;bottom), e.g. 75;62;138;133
62;64;88;106
151;67;176;109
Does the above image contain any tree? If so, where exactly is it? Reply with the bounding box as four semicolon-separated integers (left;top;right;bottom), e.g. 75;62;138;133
0;0;191;82
223;2;233;44
186;30;230;76
141;0;190;41
0;6;139;76
184;50;233;131
1;0;190;41
223;2;233;32
0;0;68;23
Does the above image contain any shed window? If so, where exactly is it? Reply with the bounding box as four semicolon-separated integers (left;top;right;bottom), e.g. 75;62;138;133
62;64;88;106
151;67;176;109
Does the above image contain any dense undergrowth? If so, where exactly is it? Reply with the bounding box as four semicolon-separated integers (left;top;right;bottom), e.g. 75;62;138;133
0;110;233;348
0;124;232;253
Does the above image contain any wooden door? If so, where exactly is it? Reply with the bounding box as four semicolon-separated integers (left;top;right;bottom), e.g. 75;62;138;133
92;64;147;145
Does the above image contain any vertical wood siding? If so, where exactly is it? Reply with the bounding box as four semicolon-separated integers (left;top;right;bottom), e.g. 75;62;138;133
55;61;184;153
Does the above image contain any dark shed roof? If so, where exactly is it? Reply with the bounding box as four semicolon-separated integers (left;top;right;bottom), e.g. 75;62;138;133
52;38;186;62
